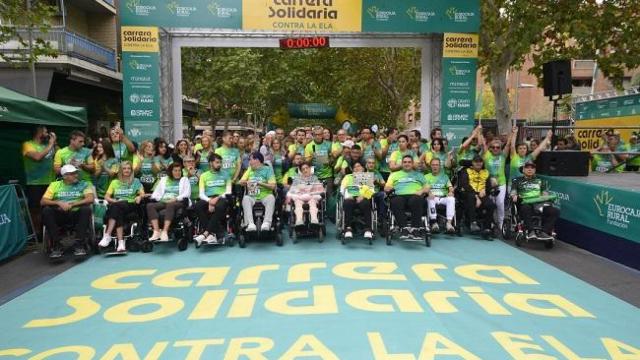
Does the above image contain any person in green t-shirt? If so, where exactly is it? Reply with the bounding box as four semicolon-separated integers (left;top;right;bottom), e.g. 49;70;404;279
457;125;484;165
305;127;334;194
22;126;57;237
53;130;95;183
40;164;95;258
379;128;399;179
388;135;418;172
509;127;551;186
153;139;174;181
194;153;232;245
147;162;191;242
340;161;374;239
92;141;119;199
481;130;513;230
288;129;307;160
215;131;242;183
365;157;386;223
421;138;450;174
134;140;156;193
99;161;145;252
384;155;429;236
195;135;215;172
625;134;640;171
283;153;304;190
358;127;382;165
510;160;559;240
108;126;135;162
240;152;277;232
182;156;201;202
425;158;455;233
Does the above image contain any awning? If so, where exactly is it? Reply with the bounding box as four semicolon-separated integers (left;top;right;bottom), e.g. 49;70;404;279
0;86;87;127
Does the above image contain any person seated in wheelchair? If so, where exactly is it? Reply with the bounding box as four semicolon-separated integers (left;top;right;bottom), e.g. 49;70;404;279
194;153;232;246
147;162;191;242
458;155;496;233
365;157;386;223
510;160;560;240
286;162;324;227
239;152;277;232
283;153;304;192
183;155;202;205
384;155;429;240
425;158;456;233
99;161;145;252
340;161;374;239
40;164;95;258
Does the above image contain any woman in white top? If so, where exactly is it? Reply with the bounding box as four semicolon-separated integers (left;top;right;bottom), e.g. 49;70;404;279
147;162;191;242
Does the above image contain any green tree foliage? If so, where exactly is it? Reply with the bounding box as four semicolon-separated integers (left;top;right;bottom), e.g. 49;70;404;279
480;0;640;135
181;47;420;131
0;0;58;63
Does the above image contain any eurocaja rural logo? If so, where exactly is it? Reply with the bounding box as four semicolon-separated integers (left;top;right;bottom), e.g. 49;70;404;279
367;5;396;21
268;0;338;20
594;190;640;229
406;6;434;22
166;0;196;17
446;7;474;23
126;0;156;15
208;1;238;18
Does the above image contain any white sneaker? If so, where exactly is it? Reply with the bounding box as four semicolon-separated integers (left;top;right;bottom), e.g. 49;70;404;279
364;230;373;239
344;230;353;239
159;230;169;242
149;230;161;242
261;222;271;231
205;234;217;244
98;235;112;248
116;240;126;252
194;234;206;245
246;223;257;232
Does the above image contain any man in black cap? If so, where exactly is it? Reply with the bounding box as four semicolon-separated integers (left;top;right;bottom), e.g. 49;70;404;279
510;160;560;240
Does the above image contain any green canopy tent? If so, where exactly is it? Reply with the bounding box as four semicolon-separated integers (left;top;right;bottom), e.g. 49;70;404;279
0;86;87;184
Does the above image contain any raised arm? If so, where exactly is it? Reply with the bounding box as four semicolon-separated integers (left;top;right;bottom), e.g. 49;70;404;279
531;130;553;159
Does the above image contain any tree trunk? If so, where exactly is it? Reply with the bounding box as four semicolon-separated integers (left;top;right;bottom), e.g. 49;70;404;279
489;67;512;136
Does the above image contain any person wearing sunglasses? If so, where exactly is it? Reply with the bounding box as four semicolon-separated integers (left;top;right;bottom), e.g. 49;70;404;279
481;131;514;233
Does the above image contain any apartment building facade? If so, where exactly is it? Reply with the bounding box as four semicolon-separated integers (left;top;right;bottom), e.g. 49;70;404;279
0;0;122;137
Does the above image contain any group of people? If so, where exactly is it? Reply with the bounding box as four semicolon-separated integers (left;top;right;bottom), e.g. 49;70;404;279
22;121;571;258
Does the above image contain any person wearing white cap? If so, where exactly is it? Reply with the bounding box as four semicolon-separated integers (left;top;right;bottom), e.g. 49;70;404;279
40;164;95;259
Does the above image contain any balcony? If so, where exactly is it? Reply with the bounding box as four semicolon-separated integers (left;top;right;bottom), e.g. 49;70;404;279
2;27;117;72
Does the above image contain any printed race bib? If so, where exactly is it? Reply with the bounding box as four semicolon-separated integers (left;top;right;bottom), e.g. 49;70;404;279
141;174;155;184
247;181;260;196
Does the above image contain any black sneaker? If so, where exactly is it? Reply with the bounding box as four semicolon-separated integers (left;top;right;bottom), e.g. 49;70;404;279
410;228;424;240
49;248;63;259
400;227;410;239
73;247;87;256
470;221;481;233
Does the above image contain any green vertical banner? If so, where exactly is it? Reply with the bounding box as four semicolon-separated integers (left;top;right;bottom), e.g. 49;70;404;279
122;27;161;144
441;33;478;146
0;185;28;261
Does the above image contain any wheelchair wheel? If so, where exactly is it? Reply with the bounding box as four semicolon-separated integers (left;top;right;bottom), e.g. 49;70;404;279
276;232;283;247
515;232;524;247
177;237;188;251
502;218;513;240
141;241;154;253
319;225;326;243
425;232;431;247
238;234;246;248
385;229;392;246
128;238;141;252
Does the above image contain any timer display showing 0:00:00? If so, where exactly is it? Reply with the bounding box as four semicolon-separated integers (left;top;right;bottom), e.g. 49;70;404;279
281;37;329;49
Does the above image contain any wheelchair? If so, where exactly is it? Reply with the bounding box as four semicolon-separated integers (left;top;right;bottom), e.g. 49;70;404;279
237;190;283;248
382;191;431;247
193;194;239;249
140;198;192;252
288;186;328;244
503;197;557;249
335;191;377;245
42;205;96;262
95;199;147;255
452;164;498;240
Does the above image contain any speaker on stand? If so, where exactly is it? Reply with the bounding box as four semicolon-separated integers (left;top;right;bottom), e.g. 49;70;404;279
543;60;573;149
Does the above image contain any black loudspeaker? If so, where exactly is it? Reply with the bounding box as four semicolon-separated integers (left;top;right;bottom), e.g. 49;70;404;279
536;151;589;176
543;60;572;97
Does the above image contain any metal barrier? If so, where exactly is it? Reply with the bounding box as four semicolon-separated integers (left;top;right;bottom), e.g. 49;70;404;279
9;27;117;71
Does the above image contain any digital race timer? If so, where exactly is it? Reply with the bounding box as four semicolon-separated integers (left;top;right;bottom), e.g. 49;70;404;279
279;36;330;50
